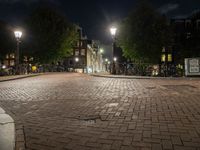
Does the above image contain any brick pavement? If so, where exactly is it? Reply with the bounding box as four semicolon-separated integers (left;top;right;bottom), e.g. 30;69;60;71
0;73;200;150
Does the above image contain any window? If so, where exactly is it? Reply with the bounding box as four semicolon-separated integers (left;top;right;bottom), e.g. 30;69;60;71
69;60;73;65
197;20;200;29
185;20;191;28
75;50;79;56
81;49;85;56
10;53;15;59
168;54;172;62
186;32;191;39
161;54;165;62
10;60;15;66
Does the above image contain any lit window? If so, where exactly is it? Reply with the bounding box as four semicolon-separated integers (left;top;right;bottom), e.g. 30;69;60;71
168;54;172;62
10;53;15;59
75;50;79;56
161;54;165;62
81;49;85;56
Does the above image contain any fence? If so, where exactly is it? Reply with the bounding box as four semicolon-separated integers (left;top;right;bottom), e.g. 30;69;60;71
106;62;184;77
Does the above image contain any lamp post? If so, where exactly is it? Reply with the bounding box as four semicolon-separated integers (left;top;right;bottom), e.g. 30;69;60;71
75;57;79;62
99;48;104;71
14;31;22;75
74;57;79;72
110;27;117;74
100;48;104;54
105;58;108;72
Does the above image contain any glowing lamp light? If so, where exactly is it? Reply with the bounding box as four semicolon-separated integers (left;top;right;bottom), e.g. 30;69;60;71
2;65;6;69
32;66;37;71
105;58;108;62
100;48;104;54
114;57;117;62
14;31;22;39
75;57;79;62
110;27;117;36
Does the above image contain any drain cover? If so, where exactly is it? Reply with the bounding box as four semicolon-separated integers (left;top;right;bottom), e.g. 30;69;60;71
146;87;156;90
78;115;101;125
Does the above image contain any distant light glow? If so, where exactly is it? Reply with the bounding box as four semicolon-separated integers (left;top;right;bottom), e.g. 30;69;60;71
32;66;37;71
14;31;22;39
110;27;117;36
105;58;108;62
87;67;93;73
75;57;79;62
100;48;104;54
114;57;117;62
2;65;6;69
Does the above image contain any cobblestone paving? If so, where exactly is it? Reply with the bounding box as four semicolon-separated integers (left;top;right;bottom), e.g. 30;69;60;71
0;73;200;150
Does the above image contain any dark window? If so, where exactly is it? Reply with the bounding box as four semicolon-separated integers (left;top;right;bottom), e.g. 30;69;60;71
69;60;73;65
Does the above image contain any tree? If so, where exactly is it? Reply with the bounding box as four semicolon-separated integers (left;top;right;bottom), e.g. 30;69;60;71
0;21;15;61
25;7;78;64
118;1;172;64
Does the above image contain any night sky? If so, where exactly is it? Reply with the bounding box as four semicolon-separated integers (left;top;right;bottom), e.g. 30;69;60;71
0;0;200;45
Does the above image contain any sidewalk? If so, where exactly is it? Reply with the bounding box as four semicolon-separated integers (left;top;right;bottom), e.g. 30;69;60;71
0;73;43;82
91;73;200;80
0;107;15;150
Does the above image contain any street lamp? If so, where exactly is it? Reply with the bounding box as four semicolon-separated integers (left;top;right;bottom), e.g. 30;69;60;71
74;57;79;72
110;26;117;74
14;30;22;75
75;57;79;62
100;48;104;54
104;58;109;72
110;27;117;37
114;57;117;62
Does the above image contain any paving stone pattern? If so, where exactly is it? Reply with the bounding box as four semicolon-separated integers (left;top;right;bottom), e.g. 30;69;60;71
0;73;200;150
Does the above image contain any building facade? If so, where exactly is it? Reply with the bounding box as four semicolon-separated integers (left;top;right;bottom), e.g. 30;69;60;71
171;11;200;64
63;26;103;73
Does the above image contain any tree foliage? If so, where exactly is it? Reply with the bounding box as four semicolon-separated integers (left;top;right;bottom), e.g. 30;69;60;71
25;7;78;63
0;21;15;60
118;1;172;63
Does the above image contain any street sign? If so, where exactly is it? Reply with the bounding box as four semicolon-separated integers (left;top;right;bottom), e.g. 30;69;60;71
185;58;200;76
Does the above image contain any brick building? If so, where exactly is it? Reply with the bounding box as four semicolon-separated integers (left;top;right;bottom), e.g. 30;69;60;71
63;26;103;73
171;11;200;64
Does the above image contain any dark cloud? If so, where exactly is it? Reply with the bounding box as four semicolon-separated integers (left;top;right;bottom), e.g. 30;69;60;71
0;0;57;5
0;0;38;3
0;0;200;44
158;3;179;14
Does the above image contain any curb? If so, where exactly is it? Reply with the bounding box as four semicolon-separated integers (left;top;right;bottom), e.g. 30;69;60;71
0;74;43;82
91;74;200;80
0;107;15;150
